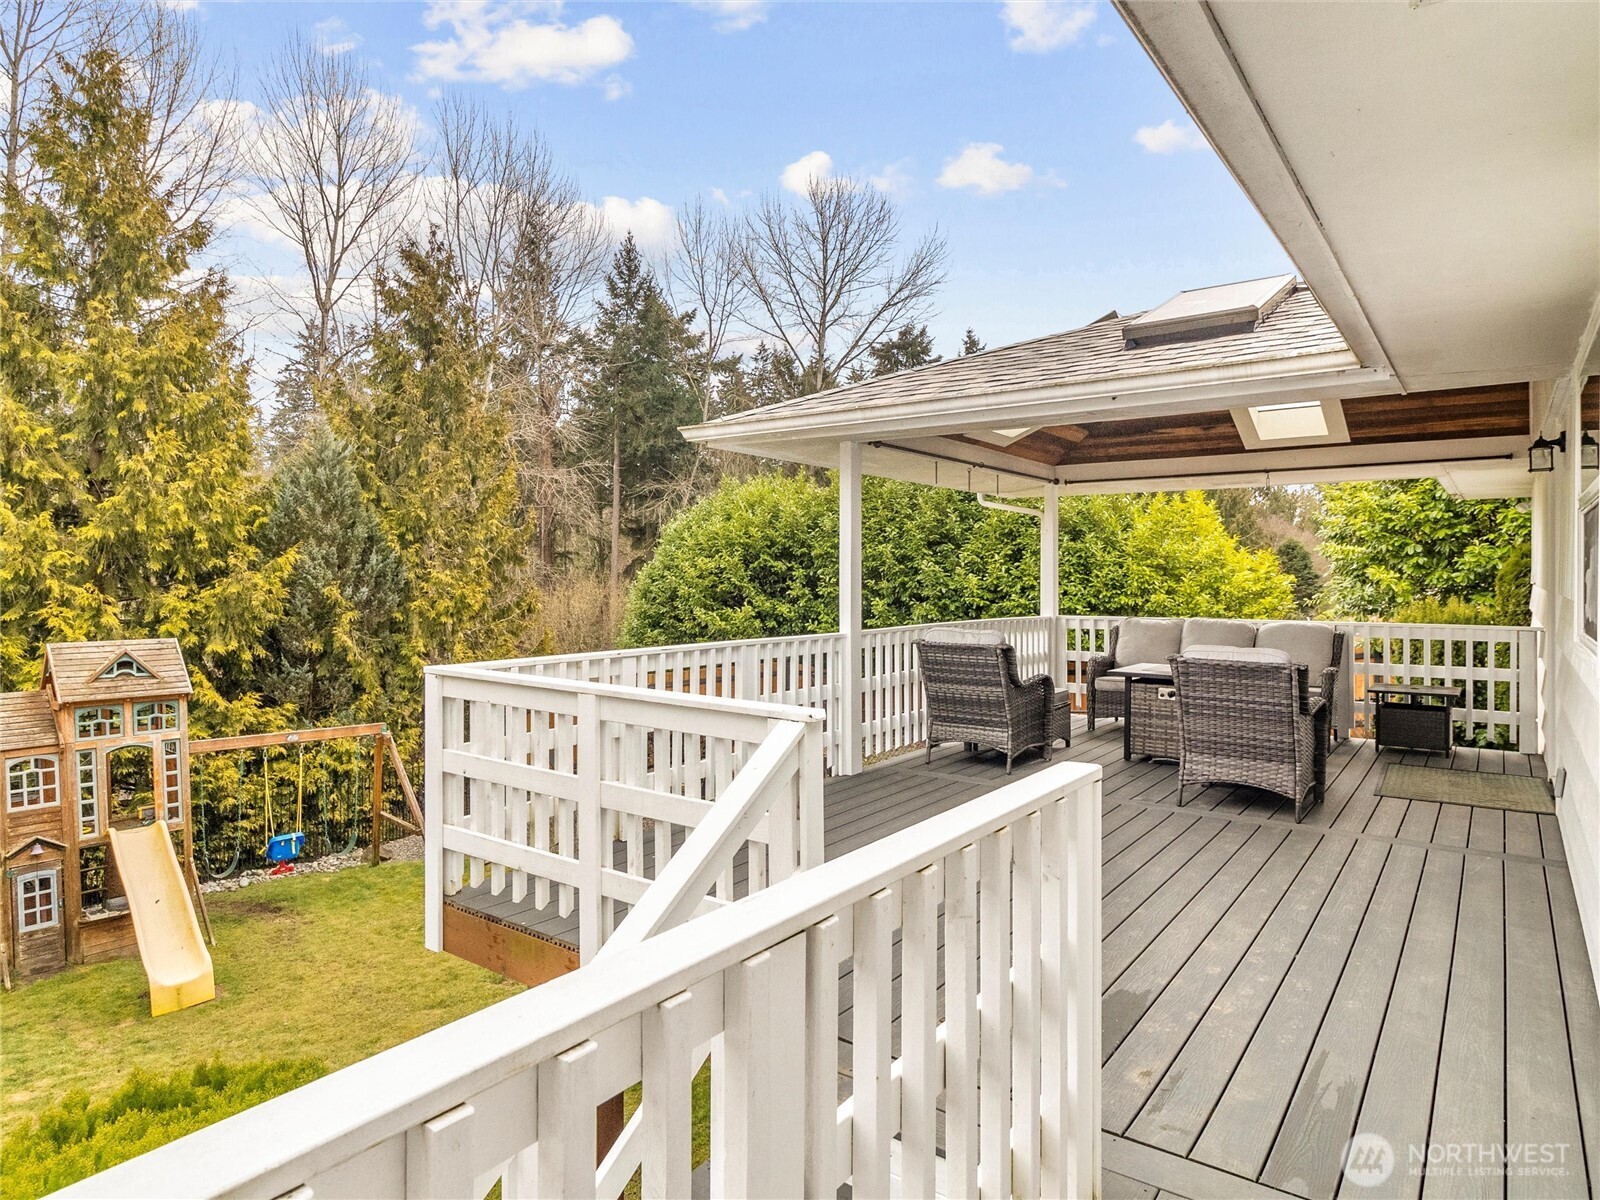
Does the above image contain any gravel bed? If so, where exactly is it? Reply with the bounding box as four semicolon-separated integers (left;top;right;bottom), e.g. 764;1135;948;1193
199;835;424;894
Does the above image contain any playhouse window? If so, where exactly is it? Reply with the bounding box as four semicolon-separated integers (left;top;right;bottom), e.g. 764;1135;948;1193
134;701;178;732
75;706;122;739
7;757;58;810
103;655;152;679
161;739;182;822
16;870;59;930
77;750;99;836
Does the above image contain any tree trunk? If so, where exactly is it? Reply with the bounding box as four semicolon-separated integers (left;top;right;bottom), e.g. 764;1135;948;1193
609;422;622;600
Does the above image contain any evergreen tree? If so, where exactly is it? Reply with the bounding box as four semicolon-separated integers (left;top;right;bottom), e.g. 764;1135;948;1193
869;323;939;376
261;326;334;465
258;424;412;722
959;328;985;356
574;234;702;592
0;47;289;719
329;232;534;664
1275;539;1322;615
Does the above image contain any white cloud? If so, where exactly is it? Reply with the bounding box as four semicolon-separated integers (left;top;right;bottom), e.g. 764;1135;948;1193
160;0;200;10
314;16;362;54
1001;1;1096;52
937;142;1034;194
710;186;730;205
584;195;678;254
413;2;634;90
602;74;631;101
684;0;770;31
869;160;913;198
780;149;832;195
1134;119;1210;154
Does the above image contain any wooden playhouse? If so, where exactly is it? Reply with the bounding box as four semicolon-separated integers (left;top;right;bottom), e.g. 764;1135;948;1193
0;639;206;992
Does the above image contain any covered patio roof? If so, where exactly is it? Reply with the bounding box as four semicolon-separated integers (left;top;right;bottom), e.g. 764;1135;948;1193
682;279;1535;501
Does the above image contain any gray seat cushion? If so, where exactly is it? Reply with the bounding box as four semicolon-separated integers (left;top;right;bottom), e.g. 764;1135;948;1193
1182;644;1291;664
921;627;1006;646
1114;618;1184;667
1095;676;1126;693
1180;618;1258;651
1256;621;1336;668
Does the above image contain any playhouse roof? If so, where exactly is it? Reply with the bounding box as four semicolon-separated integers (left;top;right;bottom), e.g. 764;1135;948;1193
44;638;192;705
0;691;59;754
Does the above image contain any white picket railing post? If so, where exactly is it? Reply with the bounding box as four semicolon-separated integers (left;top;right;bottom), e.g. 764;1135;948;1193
423;672;445;953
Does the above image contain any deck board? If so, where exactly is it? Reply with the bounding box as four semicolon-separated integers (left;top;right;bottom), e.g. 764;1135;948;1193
444;721;1594;1200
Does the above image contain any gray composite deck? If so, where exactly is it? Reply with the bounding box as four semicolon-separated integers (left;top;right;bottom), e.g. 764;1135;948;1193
453;722;1598;1200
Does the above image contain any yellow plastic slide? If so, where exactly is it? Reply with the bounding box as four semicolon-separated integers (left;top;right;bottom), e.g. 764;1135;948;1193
107;821;215;1016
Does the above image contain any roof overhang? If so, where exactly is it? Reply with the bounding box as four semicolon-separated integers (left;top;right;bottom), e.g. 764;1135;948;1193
1115;0;1600;393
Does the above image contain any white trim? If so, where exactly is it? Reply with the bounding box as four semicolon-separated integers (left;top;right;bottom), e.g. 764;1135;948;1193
15;868;60;931
839;440;864;776
6;755;60;811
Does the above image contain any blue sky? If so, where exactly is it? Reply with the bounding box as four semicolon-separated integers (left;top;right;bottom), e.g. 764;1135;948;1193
194;0;1293;374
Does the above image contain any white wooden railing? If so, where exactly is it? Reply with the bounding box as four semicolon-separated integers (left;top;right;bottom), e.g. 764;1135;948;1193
423;666;827;962
61;761;1104;1200
1344;622;1541;750
484;615;1538;764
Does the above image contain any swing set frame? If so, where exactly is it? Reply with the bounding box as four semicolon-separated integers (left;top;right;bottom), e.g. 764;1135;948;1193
188;724;422;867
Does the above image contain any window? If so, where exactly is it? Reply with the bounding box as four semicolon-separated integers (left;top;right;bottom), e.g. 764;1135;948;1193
75;706;122;739
133;701;178;733
16;870;59;930
160;739;182;822
7;757;59;810
77;750;99;836
103;654;152;679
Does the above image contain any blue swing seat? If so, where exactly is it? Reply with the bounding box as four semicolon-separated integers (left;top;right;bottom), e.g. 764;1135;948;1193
266;832;304;863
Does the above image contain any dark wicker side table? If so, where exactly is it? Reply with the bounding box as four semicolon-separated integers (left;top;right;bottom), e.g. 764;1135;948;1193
1370;682;1462;758
1107;663;1179;762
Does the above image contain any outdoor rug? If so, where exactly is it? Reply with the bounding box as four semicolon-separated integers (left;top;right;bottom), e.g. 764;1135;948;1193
1377;764;1554;814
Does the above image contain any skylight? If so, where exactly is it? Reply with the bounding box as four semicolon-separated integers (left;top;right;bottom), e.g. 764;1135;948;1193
1123;274;1297;349
1248;401;1328;441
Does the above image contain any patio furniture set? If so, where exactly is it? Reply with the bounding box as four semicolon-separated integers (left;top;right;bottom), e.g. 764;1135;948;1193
918;617;1425;824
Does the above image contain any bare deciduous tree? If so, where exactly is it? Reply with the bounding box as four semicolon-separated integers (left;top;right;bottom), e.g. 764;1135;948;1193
1;0;97;196
670;197;746;421
252;33;416;364
738;176;947;396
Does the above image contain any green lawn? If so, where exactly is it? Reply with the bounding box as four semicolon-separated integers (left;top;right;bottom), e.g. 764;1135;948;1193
1;862;523;1187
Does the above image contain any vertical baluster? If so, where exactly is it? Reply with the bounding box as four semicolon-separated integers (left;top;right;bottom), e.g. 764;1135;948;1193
556;710;576;919
485;703;506;897
900;863;941;1199
805;914;850;1196
717;935;809;1198
851;886;897;1200
536;1041;597;1199
443;695;465;899
467;701;488;889
532;711;551;910
642;984;721;1200
577;694;602;962
714;740;735;900
509;711;530;905
979;827;1013;1200
1011;811;1043;1198
944;840;980;1198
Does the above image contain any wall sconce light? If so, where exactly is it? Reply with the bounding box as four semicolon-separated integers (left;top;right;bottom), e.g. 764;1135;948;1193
1528;432;1566;473
1582;430;1598;471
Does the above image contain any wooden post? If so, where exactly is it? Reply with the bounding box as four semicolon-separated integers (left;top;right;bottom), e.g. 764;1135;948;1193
1041;482;1061;681
185;854;216;947
839;440;863;776
382;732;425;832
369;738;384;866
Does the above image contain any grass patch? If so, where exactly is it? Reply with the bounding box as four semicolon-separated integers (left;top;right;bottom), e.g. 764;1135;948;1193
2;1059;326;1197
1;862;521;1193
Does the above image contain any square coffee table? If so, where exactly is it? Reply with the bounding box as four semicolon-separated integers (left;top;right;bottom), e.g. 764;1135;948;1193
1107;662;1179;762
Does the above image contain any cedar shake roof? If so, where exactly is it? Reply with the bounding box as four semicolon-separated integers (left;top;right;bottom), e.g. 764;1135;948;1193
44;638;192;705
0;692;59;754
691;284;1347;431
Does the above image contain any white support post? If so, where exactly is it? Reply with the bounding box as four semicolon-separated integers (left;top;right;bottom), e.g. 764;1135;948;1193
1041;482;1061;682
423;672;444;952
839;441;864;776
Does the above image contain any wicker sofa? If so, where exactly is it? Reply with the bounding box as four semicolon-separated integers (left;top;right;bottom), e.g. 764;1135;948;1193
1169;650;1329;821
1086;617;1344;740
916;630;1071;774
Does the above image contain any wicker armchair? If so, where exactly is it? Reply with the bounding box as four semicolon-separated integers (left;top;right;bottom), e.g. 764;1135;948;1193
917;637;1071;774
1168;653;1328;821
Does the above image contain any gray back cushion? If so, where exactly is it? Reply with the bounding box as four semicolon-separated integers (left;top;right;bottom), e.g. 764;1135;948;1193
1255;621;1336;667
1182;644;1290;664
922;627;1006;647
1114;618;1184;666
1180;618;1257;650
